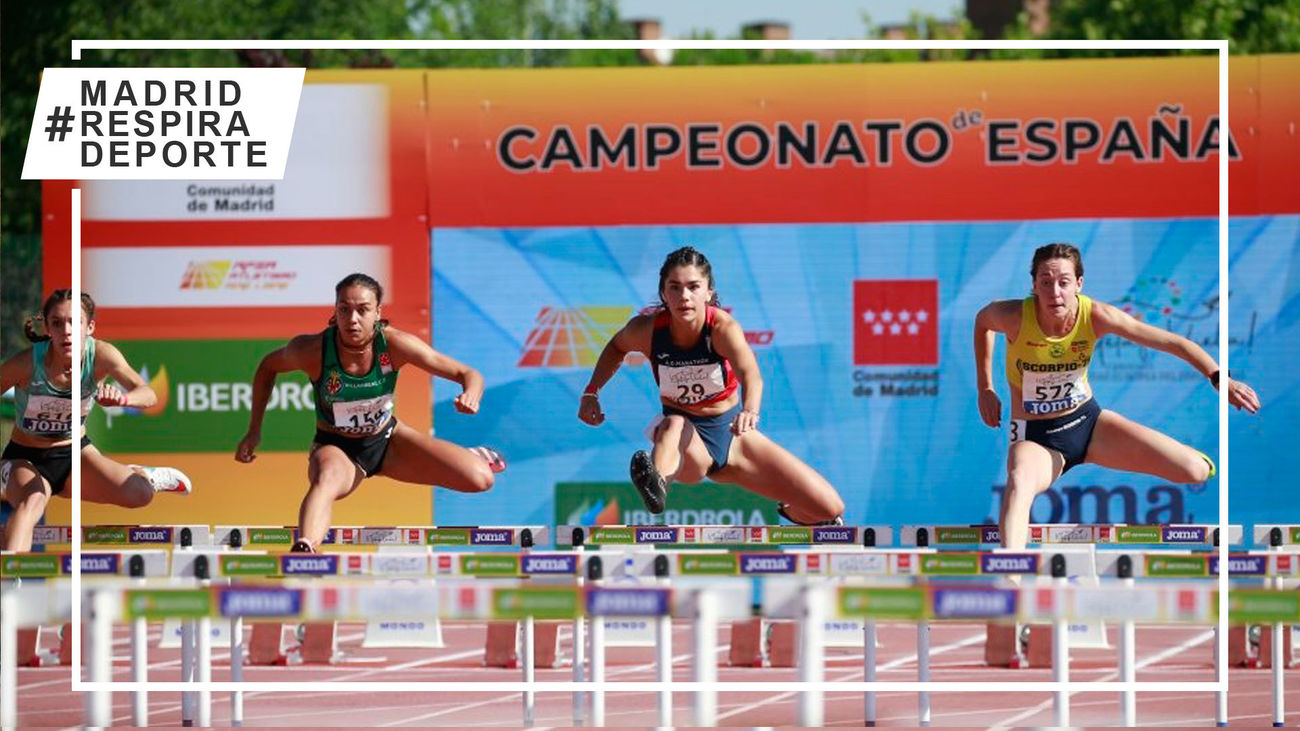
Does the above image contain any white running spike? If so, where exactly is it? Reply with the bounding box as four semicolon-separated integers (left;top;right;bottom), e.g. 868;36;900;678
131;466;193;495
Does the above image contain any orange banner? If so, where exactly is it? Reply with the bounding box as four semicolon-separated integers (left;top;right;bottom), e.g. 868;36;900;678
421;57;1294;226
45;70;430;342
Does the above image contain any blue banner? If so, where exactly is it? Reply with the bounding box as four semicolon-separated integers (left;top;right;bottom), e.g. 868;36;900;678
430;216;1296;531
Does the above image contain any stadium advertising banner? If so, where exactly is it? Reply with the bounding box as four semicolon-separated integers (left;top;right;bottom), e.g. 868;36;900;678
45;57;1299;530
423;57;1297;529
44;71;431;527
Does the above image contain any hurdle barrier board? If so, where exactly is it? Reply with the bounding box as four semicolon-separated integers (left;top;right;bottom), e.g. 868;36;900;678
0;550;169;578
1252;524;1300;548
29;522;1263;549
555;524;893;547
5;577;1241;627
33;524;214;547
900;523;1241;547
179;551;587;579
32;524;553;549
79;547;1289;581
9;545;1281;583
213;525;551;548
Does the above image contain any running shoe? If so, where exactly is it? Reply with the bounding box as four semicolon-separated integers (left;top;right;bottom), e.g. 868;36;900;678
468;446;508;474
290;539;316;553
130;465;192;495
1196;450;1217;480
776;503;843;526
629;450;667;514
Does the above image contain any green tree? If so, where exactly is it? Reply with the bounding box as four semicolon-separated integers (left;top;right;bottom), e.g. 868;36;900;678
996;0;1300;57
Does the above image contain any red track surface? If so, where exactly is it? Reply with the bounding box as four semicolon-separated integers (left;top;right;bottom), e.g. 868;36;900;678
12;620;1285;727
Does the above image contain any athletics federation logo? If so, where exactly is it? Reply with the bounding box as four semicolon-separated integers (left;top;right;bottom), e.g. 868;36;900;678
180;260;232;289
853;280;939;365
179;260;296;291
517;306;633;368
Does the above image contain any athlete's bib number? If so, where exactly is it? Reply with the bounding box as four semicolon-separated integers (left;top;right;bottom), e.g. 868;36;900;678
1022;369;1088;415
1008;419;1028;444
20;395;73;436
658;363;725;406
331;394;393;435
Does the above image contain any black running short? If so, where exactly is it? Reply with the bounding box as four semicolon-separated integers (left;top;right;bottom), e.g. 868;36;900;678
1;435;92;495
311;420;396;478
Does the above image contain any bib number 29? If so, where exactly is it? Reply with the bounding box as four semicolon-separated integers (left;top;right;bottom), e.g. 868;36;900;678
677;383;706;401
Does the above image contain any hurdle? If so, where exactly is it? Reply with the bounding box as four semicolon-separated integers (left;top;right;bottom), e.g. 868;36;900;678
212;525;550;669
1252;525;1300;548
3;569;1278;728
0;550;167;676
33;523;215;547
213;524;551;549
61;578;755;728
558;524;897;669
900;523;1242;547
5;524;1273;728
556;523;894;548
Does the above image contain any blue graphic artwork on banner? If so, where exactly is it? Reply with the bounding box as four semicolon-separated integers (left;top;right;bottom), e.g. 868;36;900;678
430;216;1297;531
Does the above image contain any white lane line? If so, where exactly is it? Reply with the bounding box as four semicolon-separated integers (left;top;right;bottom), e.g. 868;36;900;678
986;628;1214;730
715;630;987;721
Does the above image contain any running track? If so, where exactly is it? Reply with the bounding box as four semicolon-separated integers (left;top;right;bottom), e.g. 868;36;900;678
12;620;1285;727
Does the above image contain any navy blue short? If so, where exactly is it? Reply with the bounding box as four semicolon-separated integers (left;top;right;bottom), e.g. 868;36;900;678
663;402;741;475
1016;398;1101;472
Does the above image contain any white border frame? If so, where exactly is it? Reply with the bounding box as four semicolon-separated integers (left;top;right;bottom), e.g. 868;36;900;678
66;37;1230;709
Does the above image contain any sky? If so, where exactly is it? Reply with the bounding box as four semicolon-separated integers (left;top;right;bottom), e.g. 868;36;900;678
618;0;967;39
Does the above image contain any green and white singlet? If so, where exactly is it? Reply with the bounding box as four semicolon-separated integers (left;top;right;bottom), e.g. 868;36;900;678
311;326;399;436
13;338;96;439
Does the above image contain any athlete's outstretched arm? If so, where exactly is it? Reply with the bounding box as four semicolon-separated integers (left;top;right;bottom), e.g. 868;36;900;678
973;300;1018;428
236;334;315;462
1091;300;1261;413
711;312;763;436
385;328;485;414
0;349;32;396
93;340;155;409
578;315;651;426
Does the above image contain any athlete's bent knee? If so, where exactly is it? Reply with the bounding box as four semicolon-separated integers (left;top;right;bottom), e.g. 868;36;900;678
1005;469;1041;498
15;488;49;515
817;494;846;522
307;475;350;499
655;415;687;440
800;493;844;523
120;476;155;508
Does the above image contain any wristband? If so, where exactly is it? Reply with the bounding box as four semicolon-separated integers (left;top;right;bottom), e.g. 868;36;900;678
1209;370;1220;388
